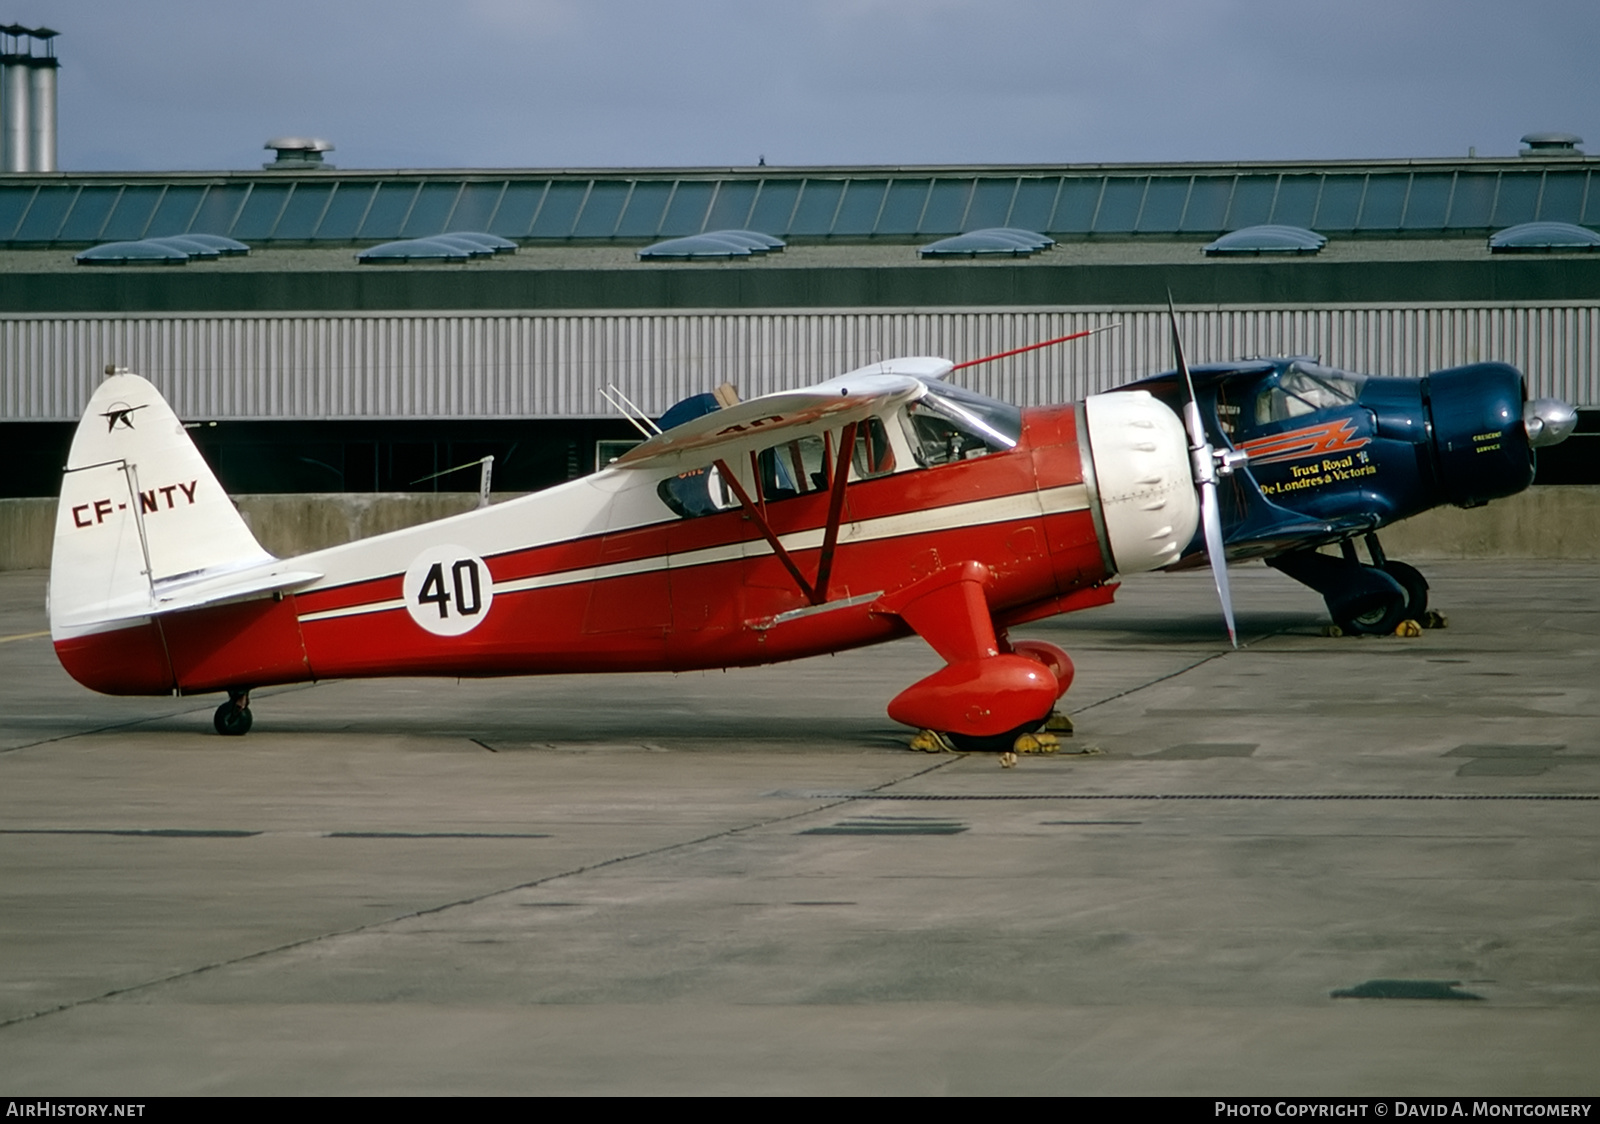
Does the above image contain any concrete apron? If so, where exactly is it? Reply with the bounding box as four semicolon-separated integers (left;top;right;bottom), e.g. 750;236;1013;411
2;486;1598;572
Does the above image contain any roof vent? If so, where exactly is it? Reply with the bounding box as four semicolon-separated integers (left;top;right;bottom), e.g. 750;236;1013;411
1519;132;1583;157
264;137;335;170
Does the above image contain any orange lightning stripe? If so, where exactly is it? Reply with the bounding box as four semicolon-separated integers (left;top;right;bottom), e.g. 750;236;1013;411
1236;418;1370;466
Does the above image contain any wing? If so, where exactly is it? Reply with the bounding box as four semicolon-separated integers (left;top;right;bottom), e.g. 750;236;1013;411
613;359;950;472
1222;514;1380;560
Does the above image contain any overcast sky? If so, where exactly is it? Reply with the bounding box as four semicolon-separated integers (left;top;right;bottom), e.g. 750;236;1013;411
12;0;1599;172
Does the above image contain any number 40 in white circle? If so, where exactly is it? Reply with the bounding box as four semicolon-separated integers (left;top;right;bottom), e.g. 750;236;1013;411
403;545;495;636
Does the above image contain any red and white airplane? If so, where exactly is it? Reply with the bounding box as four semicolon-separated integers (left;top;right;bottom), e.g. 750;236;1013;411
50;337;1213;748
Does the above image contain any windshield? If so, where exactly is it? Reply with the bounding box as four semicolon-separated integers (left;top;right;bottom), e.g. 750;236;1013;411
919;381;1022;446
1254;361;1366;425
905;380;1022;467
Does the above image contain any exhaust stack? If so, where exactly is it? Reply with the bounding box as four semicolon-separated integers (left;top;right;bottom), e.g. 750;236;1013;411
0;24;59;172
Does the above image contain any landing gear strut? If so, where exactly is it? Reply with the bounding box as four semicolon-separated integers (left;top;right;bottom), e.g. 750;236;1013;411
213;688;253;736
878;562;1069;751
1268;534;1431;636
1353;535;1429;621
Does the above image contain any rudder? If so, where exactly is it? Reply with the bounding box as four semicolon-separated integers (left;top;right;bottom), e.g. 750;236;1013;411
50;368;274;640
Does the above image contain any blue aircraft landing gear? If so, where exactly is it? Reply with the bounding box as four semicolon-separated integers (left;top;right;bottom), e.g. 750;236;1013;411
1270;534;1440;635
1356;534;1430;622
1267;543;1409;636
213;688;253;736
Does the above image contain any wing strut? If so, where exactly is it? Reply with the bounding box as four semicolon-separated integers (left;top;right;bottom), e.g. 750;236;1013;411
712;420;858;607
811;421;858;603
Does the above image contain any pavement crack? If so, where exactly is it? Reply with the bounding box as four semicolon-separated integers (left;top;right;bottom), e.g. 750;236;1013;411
1064;621;1295;718
1068;650;1233;717
1;711;211;754
0;683;321;754
0;756;942;1030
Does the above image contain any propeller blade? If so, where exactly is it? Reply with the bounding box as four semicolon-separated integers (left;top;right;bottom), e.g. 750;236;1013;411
1200;479;1238;647
1167;301;1193;391
1167;293;1238;648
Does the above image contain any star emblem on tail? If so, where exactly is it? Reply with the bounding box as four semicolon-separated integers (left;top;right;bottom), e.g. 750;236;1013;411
100;403;147;431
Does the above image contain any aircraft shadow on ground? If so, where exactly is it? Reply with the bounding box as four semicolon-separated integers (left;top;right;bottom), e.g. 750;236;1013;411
118;702;917;751
1033;610;1326;643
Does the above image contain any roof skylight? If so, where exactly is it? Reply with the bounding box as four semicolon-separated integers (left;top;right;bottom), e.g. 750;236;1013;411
1488;221;1600;252
919;228;1054;258
1204;225;1327;255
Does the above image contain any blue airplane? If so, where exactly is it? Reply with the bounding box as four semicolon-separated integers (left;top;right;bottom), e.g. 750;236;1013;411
1124;355;1577;636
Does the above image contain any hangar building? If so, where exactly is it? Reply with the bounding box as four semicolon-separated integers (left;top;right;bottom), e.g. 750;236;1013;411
2;135;1597;498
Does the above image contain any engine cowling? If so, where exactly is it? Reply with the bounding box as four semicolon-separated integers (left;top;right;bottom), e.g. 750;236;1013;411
1425;362;1534;507
1081;390;1199;574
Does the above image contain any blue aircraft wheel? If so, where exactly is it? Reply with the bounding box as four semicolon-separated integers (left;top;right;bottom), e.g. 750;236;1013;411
1381;560;1429;620
213;699;253;736
1327;573;1407;637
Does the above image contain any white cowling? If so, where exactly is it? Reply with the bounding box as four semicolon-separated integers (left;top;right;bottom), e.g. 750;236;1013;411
1082;390;1198;575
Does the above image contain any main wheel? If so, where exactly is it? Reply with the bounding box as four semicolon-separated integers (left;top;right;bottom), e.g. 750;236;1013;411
1327;586;1407;636
1381;560;1429;620
213;700;253;736
947;716;1048;754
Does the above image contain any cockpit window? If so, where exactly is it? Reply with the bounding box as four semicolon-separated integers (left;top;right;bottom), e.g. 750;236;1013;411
850;417;897;479
757;434;827;500
658;464;735;518
657;417;897;518
1254;361;1365;426
905;380;1021;467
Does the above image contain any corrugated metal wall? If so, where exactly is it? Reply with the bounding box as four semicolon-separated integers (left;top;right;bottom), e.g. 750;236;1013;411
2;304;1595;422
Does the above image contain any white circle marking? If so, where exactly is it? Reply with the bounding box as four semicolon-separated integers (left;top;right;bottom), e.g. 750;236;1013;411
403;544;494;637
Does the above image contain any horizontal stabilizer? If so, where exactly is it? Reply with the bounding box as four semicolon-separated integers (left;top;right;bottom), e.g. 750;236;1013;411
72;566;326;627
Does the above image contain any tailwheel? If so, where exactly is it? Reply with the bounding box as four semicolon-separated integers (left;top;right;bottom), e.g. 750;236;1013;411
213;689;253;736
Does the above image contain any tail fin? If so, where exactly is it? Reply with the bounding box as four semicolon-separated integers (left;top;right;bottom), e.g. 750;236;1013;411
50;369;275;635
